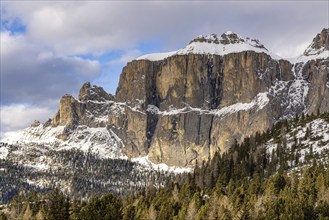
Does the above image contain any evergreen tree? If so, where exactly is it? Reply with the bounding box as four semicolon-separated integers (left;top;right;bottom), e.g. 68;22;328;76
47;188;69;220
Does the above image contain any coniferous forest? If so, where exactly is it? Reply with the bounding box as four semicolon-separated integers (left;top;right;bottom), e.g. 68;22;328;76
1;113;329;220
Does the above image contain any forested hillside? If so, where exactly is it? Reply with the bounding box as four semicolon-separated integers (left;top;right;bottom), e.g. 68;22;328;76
0;147;176;205
1;112;329;219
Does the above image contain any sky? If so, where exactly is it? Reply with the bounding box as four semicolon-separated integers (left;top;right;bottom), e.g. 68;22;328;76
1;1;328;138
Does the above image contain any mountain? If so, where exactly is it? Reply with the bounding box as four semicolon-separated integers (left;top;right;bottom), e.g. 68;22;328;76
112;28;329;167
1;29;329;170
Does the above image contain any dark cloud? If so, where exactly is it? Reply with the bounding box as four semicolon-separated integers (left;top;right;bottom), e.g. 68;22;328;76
2;1;327;56
1;32;100;106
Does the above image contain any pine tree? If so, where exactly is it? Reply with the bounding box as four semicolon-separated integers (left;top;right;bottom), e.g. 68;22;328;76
147;204;157;220
185;193;201;220
0;212;8;220
47;188;69;220
122;204;135;220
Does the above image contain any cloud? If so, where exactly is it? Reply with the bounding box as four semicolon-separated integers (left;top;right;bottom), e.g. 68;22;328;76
0;104;55;138
1;31;101;105
275;41;311;59
2;1;327;57
108;49;142;65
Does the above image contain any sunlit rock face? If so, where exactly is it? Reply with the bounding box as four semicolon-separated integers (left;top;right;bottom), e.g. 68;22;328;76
3;29;329;167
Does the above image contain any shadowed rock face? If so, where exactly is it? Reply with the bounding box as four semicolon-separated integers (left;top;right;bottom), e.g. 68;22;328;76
49;29;329;166
52;95;82;127
51;84;116;140
78;82;114;102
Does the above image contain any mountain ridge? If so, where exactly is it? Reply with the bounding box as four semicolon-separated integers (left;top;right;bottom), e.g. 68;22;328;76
1;28;329;168
136;31;280;61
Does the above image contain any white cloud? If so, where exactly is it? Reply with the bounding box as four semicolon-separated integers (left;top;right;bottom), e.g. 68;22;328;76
0;104;55;139
274;41;311;59
3;1;327;57
108;49;142;65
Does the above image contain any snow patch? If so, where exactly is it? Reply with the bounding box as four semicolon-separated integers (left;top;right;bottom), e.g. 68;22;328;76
212;92;269;117
132;156;193;173
0;146;8;160
136;51;176;61
266;118;329;165
25;162;50;171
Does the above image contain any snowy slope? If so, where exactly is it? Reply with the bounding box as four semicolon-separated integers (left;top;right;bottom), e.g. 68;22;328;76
1;123;126;160
266;118;329;166
136;51;176;61
293;50;329;63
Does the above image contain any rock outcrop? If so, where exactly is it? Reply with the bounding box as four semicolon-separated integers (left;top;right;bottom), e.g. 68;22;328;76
79;82;114;102
304;28;329;56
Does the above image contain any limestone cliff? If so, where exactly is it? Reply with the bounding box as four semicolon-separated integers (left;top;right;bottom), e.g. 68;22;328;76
114;29;329;166
9;29;328;167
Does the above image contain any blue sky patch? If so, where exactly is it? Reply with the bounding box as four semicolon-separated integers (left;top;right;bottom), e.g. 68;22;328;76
1;16;26;34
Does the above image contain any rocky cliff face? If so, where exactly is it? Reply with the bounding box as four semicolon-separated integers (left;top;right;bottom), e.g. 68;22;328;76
3;29;329;167
115;29;329;166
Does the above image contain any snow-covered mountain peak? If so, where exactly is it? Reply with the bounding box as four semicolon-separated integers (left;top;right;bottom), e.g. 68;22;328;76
184;31;267;50
136;31;278;61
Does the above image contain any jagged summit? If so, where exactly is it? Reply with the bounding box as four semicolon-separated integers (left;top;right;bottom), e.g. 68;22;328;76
78;82;114;102
176;31;270;56
136;31;276;61
295;28;329;62
304;28;329;56
189;31;266;49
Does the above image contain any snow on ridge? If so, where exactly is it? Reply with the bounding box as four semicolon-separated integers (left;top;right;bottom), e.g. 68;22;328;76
136;33;281;61
224;30;235;35
0;123;126;160
212;92;269;117
135;43;280;61
175;41;275;58
147;92;269;117
1;124;65;145
136;51;176;61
